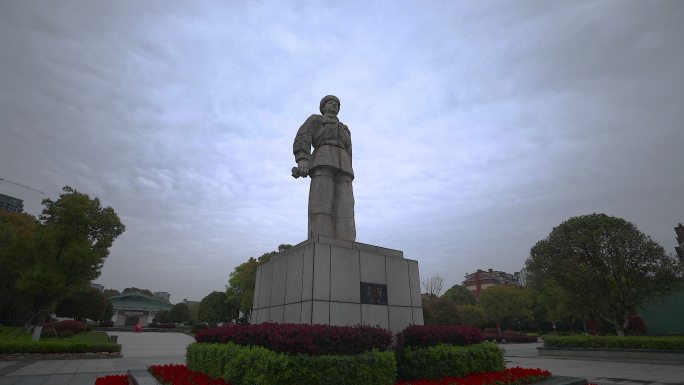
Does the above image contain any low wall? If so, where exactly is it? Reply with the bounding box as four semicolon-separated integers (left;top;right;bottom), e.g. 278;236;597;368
538;347;684;362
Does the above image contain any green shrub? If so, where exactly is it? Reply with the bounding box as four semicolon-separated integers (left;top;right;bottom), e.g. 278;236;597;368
186;342;395;385
397;342;504;380
0;341;121;354
543;335;684;350
40;329;75;339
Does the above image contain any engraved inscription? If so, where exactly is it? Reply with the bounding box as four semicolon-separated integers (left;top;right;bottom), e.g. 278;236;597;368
360;282;387;305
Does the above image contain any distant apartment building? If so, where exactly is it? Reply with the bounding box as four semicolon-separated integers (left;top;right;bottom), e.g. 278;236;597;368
514;268;528;287
463;268;524;299
0;193;24;213
675;223;684;262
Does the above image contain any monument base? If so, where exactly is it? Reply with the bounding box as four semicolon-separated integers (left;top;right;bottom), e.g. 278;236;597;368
251;235;423;333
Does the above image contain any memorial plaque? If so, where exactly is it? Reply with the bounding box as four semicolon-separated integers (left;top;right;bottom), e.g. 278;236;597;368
360;282;387;305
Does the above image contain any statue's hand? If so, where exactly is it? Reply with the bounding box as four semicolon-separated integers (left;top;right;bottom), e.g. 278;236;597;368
297;160;310;177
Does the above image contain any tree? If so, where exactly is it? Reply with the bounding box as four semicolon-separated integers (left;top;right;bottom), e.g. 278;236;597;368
0;186;125;325
442;284;476;305
55;287;111;321
122;287;155;297
422;296;461;325
154;311;170;323
198;291;234;323
226;244;292;321
422;274;444;298
479;285;533;330
187;302;200;323
103;289;120;297
526;214;682;336
0;211;42;324
168;303;191;324
457;304;487;328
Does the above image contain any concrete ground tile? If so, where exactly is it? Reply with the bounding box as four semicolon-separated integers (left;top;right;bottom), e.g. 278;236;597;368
41;374;72;385
14;375;48;385
657;379;684;384
68;374;99;385
96;361;116;372
0;362;19;370
0;377;21;385
75;361;99;372
55;361;82;374
12;361;64;376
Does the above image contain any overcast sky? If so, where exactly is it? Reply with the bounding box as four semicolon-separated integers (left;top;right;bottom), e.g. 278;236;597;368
1;1;683;303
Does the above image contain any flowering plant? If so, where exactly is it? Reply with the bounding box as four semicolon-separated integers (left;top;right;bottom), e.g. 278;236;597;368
44;320;87;333
195;322;392;355
395;367;551;385
150;364;231;385
144;364;553;385
397;324;483;349
94;374;128;385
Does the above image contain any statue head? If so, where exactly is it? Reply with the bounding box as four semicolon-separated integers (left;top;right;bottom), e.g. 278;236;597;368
319;95;340;115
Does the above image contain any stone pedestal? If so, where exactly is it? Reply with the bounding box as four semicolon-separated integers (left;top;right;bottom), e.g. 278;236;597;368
251;235;423;333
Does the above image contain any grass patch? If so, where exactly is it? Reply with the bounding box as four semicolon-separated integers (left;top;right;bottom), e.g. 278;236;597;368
0;326;120;354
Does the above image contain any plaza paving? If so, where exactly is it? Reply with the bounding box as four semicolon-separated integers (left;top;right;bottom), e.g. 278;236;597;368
0;334;683;385
502;343;684;385
0;332;192;385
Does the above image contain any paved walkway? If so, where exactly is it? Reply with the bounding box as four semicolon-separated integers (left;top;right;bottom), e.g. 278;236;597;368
0;332;193;385
502;343;684;385
2;337;684;385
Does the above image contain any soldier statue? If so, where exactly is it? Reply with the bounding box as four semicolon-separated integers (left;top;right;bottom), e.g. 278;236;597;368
292;95;355;241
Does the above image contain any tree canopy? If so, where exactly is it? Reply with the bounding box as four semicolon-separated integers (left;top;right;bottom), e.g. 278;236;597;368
198;291;235;323
226;244;292;321
479;285;533;329
168;303;192;324
442;284;476;305
55;287;112;321
526;213;682;335
0;186;125;325
122;287;156;297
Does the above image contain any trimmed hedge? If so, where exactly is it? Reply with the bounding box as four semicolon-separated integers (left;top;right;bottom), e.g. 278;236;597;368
543;335;684;350
482;333;538;343
0;341;121;354
195;323;392;355
396;342;504;380
40;329;75;339
396;325;483;349
186;342;395;385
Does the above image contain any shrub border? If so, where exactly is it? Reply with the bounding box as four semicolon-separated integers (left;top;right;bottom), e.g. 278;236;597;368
396;342;504;380
543;335;684;350
186;342;396;385
0;341;121;355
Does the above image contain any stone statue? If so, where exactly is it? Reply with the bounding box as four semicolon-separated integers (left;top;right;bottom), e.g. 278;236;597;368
292;95;356;241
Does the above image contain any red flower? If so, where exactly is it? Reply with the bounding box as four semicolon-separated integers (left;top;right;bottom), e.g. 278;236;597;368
95;375;128;385
149;364;233;385
395;367;552;385
146;364;552;385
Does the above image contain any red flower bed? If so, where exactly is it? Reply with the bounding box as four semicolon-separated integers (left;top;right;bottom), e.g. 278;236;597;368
397;325;483;349
146;364;552;385
194;322;392;355
395;367;551;385
150;364;230;385
44;320;87;333
94;374;128;385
